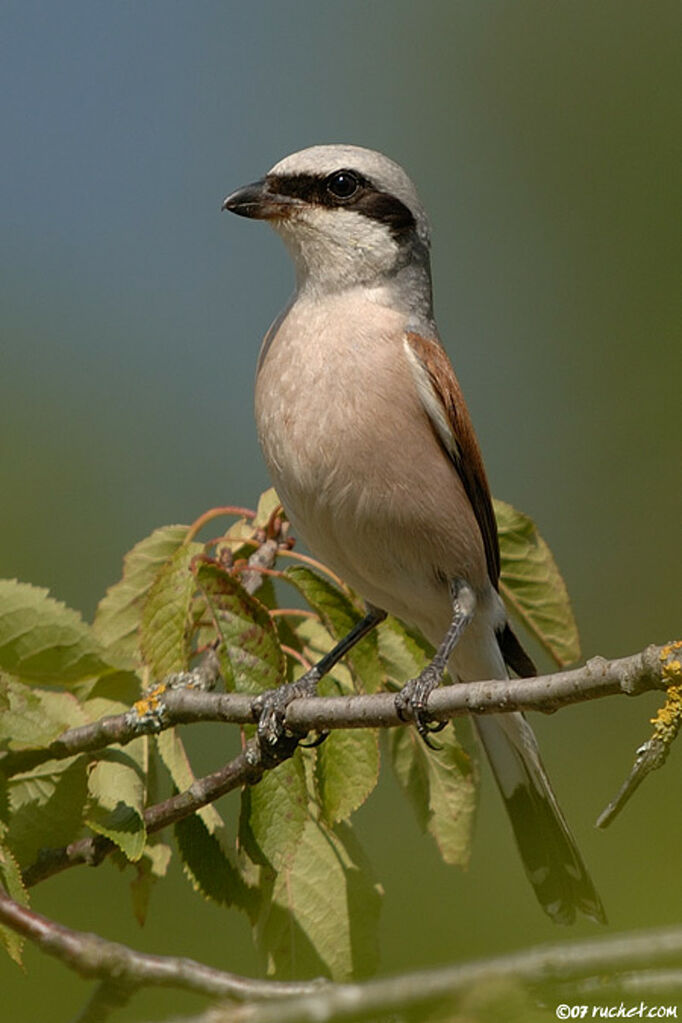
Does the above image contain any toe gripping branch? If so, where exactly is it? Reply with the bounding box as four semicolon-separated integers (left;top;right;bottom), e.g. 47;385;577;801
395;579;475;747
251;604;387;766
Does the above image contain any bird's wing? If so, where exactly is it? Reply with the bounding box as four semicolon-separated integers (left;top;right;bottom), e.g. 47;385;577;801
404;331;500;587
404;331;536;678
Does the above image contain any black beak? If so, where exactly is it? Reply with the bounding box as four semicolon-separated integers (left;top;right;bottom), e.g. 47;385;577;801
221;179;297;220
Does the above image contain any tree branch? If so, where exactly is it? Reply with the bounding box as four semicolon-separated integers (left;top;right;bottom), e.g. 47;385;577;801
0;885;320;1007
179;927;682;1023
21;740;267;887
2;643;672;779
14;642;681;887
2;882;681;1023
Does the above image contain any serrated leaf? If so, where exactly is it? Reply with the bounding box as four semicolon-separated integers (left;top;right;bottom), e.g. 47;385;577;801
193;558;283;693
376;616;433;687
494;499;580;667
174;812;255;912
93;525;190;669
139;542;203;678
0;579;112;684
130;842;172;926
240;754;307;871
0;680;86;752
316;724;379;824
0;830;28;965
284;565;384;692
155;728;223;833
85;743;147;861
7;755;88;868
390;724;477;867
261;818;381;981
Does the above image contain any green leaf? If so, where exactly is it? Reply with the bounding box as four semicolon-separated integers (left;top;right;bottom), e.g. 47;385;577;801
240;754;307;871
315;669;380;823
494;499;581;667
253;487;282;528
376;616;433;688
292;616;351;683
390;724;478;868
155;728;223;834
85;743;147;862
0;829;28;965
93;525;190;670
80;671;142;723
260;818;382;981
7;755;89;868
316;729;380;824
129;841;172;926
0;680;86;752
193;558;283;693
284;565;384;692
174;812;255;912
0;579;112;684
139;542;203;678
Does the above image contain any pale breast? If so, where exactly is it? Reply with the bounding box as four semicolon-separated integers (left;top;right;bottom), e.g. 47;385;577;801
254;292;489;634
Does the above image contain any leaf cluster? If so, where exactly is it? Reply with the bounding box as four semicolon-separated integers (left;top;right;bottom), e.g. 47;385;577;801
0;489;579;979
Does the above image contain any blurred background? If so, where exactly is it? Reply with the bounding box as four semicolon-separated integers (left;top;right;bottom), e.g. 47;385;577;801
1;1;680;1019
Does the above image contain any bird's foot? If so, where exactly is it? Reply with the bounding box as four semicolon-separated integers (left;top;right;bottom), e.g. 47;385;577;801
251;667;321;766
395;664;447;749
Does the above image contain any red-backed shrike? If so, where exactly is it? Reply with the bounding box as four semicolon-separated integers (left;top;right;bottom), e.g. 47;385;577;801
223;144;604;924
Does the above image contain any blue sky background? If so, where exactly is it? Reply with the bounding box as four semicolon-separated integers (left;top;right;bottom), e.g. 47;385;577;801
2;2;680;1018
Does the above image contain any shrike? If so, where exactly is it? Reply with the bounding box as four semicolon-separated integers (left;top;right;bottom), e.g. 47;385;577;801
222;144;604;924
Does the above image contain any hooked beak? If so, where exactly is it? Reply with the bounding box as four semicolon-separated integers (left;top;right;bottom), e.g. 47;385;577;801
221;179;298;221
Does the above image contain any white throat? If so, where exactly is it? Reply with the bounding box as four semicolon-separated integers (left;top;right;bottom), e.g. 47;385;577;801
272;208;434;325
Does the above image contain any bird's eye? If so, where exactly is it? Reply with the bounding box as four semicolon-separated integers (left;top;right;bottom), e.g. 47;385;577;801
326;170;359;200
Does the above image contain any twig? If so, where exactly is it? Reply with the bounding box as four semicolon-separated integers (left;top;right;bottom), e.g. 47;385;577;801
0;886;321;1006
72;979;136;1023
163;927;682;1023
17;643;675;888
22;740;267;887
184;506;255;545
2;883;681;1023
2;644;669;778
596;640;682;827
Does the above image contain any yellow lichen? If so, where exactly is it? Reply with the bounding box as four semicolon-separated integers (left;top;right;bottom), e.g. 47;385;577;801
649;643;682;740
660;639;682;676
133;683;167;716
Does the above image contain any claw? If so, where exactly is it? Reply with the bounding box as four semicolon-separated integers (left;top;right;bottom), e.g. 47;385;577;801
300;730;329;749
251;666;321;765
395;666;446;747
416;716;447;750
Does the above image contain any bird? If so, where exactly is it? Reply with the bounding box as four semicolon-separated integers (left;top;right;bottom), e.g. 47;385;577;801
222;144;605;924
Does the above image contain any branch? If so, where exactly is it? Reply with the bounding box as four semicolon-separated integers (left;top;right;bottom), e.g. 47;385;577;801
596;639;682;827
2;644;671;778
0;885;320;1008
21;740;267;887
18;641;676;888
3;881;681;1023
182;927;682;1023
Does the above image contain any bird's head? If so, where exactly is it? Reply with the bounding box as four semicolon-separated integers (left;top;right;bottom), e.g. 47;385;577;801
222;144;431;296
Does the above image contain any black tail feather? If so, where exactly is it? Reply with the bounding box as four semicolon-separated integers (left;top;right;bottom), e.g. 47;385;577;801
476;713;606;925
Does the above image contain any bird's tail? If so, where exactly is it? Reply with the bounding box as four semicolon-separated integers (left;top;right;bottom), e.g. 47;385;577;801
474;711;606;924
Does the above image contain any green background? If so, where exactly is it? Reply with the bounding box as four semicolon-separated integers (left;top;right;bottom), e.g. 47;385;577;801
2;2;680;1019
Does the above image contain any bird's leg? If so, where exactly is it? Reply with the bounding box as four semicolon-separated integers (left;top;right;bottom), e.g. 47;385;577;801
252;604;387;764
395;579;475;747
